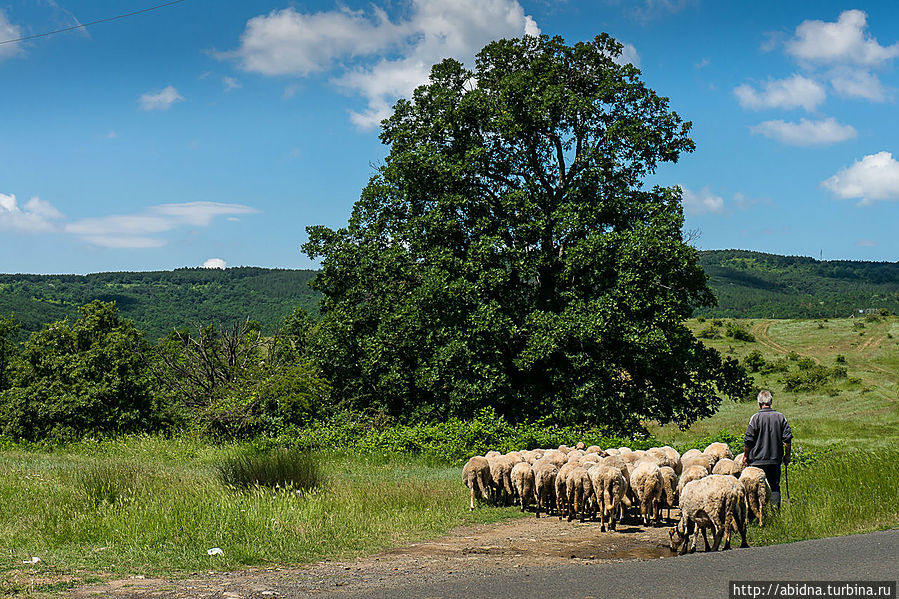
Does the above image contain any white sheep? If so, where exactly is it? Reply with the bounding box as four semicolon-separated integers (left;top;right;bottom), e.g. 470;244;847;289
712;458;742;477
487;456;514;506
658;465;678;521
682;453;717;474
668;474;749;554
533;460;559;518
511;461;535;512
677;464;710;496
565;466;594;522
681;448;703;462
703;442;734;466
590;464;629;531
739;466;771;526
555;462;578;519
630;461;663;526
462;456;491;510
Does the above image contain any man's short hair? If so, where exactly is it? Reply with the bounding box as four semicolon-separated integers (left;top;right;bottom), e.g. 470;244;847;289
757;389;773;406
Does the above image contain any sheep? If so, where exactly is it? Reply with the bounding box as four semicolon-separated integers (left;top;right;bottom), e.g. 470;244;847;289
565;466;594;522
617;447;633;454
485;450;503;459
589;464;629;531
604;448;621;456
712;458;742;477
533;460;559;518
681;448;703;462
575;441;586;451
566;449;586;464
739;466;772;526
523;449;543;465
658;466;678;521
647;446;681;474
487;456;515;506
733;452;745;468
578;452;602;467
668;474;749;554
621;451;642;465
462;456;492;510
555;462;578;519
586;445;603;455
630;461;663;526
505;451;526;463
557;444;571;454
543;450;568;469
682;453;717;474
703;442;734;466
511;461;535;512
660;446;683;475
677;464;710;496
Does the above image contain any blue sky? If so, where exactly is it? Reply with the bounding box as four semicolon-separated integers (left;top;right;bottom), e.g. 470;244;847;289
2;1;898;274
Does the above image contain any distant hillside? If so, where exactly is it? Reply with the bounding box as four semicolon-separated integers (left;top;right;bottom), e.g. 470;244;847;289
4;251;898;338
697;250;899;318
0;267;320;341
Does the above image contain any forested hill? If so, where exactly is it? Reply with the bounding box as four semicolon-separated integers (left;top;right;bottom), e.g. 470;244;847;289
4;251;899;337
0;268;319;340
697;250;899;318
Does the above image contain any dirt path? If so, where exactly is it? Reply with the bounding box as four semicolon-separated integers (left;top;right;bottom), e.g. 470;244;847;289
750;321;791;355
70;514;676;598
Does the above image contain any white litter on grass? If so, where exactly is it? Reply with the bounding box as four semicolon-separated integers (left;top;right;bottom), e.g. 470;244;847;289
207;547;224;556
23;557;41;564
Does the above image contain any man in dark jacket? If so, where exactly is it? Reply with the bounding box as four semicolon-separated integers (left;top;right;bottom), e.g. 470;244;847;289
742;390;792;508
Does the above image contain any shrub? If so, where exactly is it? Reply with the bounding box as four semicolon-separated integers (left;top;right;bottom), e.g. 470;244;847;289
697;325;720;339
742;350;766;373
760;359;789;374
786;351;800;361
835;354;846;364
725;321;755;342
216;447;324;491
796;357;816;370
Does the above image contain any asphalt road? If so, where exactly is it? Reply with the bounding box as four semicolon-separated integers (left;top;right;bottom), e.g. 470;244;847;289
321;529;899;599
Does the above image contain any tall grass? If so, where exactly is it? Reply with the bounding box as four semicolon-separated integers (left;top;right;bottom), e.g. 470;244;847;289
0;436;522;590
216;448;323;490
749;449;899;545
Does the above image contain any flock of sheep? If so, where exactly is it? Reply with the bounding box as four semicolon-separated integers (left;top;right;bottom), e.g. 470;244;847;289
462;441;772;554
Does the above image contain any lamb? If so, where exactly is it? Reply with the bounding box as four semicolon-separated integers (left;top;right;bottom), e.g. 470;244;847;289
712;458;742;477
565;466;595;522
487;455;514;506
677;464;709;496
739;466;772;526
703;442;734;466
511;461;536;512
589;464;629;531
630;461;663;526
533;460;559;518
668;474;749;554
462;456;492;510
658;466;678;521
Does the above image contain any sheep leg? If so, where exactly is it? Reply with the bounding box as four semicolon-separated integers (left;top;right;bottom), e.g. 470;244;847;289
679;519;694;555
469;485;476;510
709;520;724;551
699;526;710;552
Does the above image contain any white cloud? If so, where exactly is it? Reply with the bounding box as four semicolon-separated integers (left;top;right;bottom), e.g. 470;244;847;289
202;258;227;269
734;74;825;112
786;10;899;67
829;69;889;101
66;201;257;248
0;10;24;59
0;194;65;233
227;0;539;129
138;85;184;111
750;117;857;146
615;42;640;68
223;76;241;92
821;151;899;204
681;186;725;215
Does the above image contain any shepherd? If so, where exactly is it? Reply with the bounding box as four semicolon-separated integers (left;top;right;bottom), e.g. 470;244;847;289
742;390;792;509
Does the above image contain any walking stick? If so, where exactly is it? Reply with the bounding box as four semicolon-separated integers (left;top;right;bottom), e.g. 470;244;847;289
783;461;790;504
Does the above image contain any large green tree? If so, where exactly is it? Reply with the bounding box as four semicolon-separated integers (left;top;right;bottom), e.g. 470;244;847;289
0;301;160;441
304;34;750;431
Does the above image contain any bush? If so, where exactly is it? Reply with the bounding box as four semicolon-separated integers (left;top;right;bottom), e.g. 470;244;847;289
216;447;324;491
742;350;766;372
760;359;789;374
725;321;755;342
835;354;846;364
697;325;720;339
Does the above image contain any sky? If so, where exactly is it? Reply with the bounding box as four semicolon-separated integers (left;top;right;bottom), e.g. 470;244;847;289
2;1;899;274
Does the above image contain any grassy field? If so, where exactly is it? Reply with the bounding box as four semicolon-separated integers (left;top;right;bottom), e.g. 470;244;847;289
0;436;523;596
2;316;897;595
651;316;899;452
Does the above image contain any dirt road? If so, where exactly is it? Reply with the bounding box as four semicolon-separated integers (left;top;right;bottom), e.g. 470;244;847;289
70;514;676;598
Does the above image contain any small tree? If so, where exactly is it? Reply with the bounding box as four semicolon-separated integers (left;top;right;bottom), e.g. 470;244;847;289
0;315;20;392
304;34;751;431
0;301;159;441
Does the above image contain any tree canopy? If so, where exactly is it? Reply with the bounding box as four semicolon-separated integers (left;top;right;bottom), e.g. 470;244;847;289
304;34;750;431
